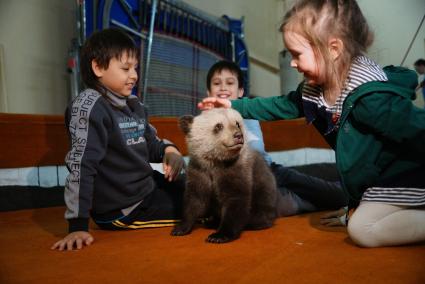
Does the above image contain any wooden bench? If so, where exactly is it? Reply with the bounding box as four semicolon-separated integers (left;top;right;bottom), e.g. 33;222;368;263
0;113;329;169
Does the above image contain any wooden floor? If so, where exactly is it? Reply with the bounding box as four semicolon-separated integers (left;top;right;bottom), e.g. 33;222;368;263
1;206;424;284
1;113;424;283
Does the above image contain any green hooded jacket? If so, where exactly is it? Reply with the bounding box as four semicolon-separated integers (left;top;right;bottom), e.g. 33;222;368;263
232;66;425;207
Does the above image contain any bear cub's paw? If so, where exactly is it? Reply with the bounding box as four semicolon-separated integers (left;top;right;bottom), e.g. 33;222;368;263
170;224;192;236
206;232;236;244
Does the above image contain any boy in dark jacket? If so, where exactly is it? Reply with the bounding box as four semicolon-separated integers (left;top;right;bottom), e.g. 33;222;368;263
52;28;185;251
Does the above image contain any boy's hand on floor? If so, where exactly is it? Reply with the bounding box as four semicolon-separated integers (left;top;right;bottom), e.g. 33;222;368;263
163;147;185;181
51;231;94;251
320;207;348;227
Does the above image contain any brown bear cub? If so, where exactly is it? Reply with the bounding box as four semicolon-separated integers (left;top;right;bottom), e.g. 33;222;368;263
171;108;282;243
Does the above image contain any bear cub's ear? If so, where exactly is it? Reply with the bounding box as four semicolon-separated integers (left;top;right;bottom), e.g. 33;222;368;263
179;115;194;135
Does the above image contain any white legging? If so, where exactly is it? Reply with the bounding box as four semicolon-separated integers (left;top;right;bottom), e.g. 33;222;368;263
347;201;425;247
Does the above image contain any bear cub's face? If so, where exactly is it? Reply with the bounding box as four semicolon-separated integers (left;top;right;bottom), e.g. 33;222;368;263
179;108;246;162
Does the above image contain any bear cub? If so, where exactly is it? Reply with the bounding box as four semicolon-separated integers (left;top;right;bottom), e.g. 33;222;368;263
171;108;281;243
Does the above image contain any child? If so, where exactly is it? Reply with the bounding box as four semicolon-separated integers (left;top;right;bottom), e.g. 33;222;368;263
199;0;425;247
51;28;185;251
206;60;347;217
414;58;425;107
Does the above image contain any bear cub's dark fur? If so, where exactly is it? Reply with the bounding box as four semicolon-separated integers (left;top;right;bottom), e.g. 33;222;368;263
171;108;281;243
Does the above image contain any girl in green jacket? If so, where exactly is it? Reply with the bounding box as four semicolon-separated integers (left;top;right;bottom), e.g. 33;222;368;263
199;0;425;248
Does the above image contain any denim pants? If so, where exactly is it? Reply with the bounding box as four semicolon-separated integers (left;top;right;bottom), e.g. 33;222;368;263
270;162;348;215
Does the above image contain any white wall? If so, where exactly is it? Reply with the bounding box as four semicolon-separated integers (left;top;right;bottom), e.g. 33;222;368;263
0;0;424;114
358;0;425;108
184;0;283;97
0;0;76;114
359;0;425;68
186;0;283;67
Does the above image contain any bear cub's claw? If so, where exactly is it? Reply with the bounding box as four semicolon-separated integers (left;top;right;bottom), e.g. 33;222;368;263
206;232;234;244
170;225;191;236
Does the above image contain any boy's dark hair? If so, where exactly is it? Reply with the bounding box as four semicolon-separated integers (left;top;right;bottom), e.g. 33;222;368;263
206;60;244;91
414;59;425;66
80;28;139;94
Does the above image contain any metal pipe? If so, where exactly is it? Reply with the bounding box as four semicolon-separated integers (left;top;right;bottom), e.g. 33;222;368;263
142;0;158;103
400;13;425;66
164;0;229;32
78;0;87;45
111;19;147;39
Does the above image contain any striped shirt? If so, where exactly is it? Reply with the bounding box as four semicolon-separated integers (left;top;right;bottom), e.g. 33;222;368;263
362;187;425;206
302;56;425;206
302;56;388;135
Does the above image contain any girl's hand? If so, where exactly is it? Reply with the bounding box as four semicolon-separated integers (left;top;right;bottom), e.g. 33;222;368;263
197;97;231;110
320;206;348;227
51;231;94;251
163;146;185;181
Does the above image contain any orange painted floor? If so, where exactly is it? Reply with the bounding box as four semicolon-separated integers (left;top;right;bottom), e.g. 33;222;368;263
1;206;424;284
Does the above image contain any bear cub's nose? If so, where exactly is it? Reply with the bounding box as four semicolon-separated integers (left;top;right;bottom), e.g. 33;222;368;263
233;132;244;144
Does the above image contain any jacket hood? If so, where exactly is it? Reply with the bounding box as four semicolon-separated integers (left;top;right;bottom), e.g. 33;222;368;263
350;65;418;102
383;65;418;91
